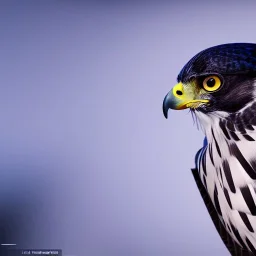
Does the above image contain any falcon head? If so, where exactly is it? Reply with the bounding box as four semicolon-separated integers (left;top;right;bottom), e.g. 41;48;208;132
163;43;256;119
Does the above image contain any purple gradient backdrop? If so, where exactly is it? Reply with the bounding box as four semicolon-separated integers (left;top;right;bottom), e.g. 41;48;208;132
0;1;256;255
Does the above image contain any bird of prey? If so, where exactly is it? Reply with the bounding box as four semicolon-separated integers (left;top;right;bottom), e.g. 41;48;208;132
163;43;256;256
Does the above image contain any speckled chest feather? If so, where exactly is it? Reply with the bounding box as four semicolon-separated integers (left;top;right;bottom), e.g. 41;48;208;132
195;102;256;254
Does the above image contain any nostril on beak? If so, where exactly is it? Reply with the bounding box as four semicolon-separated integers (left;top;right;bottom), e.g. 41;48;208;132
176;90;183;95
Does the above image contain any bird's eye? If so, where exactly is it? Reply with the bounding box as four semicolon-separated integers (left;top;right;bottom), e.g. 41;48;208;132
202;75;222;92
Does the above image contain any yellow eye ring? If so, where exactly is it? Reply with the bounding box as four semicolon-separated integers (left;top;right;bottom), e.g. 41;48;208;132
202;75;222;92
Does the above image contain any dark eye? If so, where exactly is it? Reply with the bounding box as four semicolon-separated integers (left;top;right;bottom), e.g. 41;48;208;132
206;78;215;87
203;75;222;92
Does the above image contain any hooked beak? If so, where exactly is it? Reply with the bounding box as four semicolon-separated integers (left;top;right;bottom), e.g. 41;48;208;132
162;82;209;118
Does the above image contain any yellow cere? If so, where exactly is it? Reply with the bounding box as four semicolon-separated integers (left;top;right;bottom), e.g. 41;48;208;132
173;82;184;99
172;81;210;109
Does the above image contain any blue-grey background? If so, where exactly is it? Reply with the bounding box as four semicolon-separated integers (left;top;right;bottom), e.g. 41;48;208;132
0;1;255;256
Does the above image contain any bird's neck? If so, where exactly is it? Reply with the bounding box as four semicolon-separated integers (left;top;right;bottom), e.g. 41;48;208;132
195;110;227;141
196;103;256;149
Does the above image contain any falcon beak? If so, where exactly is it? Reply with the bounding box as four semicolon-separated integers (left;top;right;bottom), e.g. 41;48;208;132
162;82;209;118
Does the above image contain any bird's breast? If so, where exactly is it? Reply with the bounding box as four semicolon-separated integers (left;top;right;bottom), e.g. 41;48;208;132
198;134;256;251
